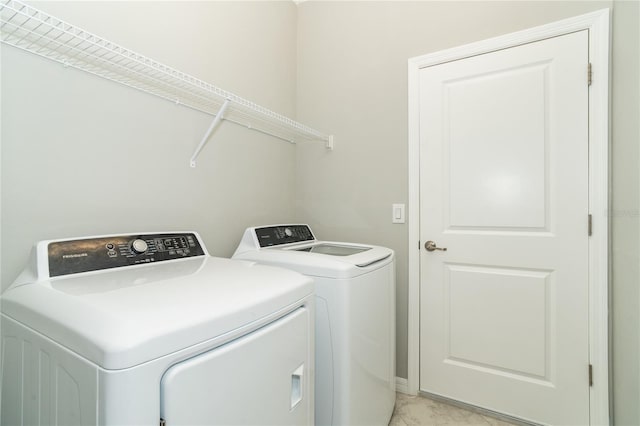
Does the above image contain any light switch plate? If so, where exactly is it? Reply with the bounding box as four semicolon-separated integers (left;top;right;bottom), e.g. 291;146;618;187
392;203;405;224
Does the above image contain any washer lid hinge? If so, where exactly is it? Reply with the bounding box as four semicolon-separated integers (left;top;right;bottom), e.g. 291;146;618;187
589;364;594;386
160;418;166;426
588;62;593;86
588;214;593;236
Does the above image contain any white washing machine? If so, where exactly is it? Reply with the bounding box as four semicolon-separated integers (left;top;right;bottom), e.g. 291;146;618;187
1;232;314;426
233;224;396;426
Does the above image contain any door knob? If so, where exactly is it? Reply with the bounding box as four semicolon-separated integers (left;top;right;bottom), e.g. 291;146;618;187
424;240;447;252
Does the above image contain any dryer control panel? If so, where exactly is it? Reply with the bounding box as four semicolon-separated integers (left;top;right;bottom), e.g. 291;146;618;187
255;225;315;247
47;232;205;277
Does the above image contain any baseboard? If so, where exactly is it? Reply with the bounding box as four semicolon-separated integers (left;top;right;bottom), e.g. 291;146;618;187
395;377;409;394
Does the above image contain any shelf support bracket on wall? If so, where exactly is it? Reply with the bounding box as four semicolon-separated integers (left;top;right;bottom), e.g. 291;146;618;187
326;135;334;150
190;99;231;168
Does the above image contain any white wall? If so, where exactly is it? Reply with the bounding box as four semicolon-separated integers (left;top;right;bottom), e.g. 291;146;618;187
1;1;299;288
296;1;638;424
611;1;640;424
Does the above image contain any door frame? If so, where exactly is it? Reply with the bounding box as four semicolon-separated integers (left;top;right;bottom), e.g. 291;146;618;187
407;9;610;425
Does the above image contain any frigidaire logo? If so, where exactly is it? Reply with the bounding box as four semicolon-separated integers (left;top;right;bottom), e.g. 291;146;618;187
62;253;88;259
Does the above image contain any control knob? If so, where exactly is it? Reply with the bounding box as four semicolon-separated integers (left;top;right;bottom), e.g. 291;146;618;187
131;239;148;254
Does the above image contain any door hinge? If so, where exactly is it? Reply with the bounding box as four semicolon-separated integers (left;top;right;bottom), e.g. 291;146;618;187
160;418;166;426
588;63;593;86
589;364;594;386
588;214;593;236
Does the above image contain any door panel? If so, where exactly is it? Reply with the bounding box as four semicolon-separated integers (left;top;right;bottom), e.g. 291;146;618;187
447;62;548;230
419;30;589;425
446;264;551;378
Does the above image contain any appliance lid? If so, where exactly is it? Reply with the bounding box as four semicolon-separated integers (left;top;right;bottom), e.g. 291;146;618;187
292;243;370;256
1;256;313;370
235;241;394;279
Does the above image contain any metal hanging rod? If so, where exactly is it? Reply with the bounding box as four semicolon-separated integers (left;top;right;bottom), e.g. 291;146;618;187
0;0;334;166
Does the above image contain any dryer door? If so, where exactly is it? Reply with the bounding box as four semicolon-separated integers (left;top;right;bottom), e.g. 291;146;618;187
160;307;312;426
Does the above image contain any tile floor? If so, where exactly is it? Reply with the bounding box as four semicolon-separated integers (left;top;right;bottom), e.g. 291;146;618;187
389;393;516;426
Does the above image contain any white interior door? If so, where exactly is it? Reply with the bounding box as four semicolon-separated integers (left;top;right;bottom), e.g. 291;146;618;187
419;30;590;425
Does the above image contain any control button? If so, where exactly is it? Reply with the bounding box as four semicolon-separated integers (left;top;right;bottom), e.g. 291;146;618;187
107;250;118;258
285;228;293;237
106;243;115;250
131;239;148;254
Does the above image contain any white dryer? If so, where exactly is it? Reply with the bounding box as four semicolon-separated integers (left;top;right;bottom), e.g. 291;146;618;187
233;224;396;426
1;232;314;426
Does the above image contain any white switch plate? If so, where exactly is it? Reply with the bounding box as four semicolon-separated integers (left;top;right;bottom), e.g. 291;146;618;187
392;203;405;224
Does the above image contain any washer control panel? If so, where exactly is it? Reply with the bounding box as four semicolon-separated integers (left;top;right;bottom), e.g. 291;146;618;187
255;225;315;247
47;232;205;277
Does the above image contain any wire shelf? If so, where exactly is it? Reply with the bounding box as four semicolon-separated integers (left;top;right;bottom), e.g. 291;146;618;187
0;0;332;164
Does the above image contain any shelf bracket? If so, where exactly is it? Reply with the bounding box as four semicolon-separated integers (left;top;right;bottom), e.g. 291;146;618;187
326;135;334;150
190;98;232;168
